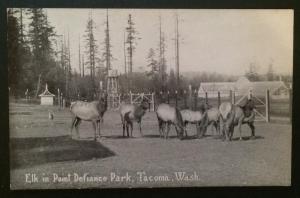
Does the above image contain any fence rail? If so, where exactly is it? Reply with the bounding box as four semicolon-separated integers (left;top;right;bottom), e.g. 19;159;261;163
10;87;292;123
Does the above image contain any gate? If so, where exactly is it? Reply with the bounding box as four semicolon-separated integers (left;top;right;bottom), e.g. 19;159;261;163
107;92;155;111
234;89;270;122
130;92;155;111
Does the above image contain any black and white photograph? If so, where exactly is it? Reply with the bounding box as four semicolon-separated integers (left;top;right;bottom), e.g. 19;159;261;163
8;8;293;189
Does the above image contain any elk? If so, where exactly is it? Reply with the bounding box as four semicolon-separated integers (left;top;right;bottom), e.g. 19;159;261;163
180;106;208;137
156;103;184;140
199;107;221;137
70;94;108;141
120;98;149;137
219;99;255;141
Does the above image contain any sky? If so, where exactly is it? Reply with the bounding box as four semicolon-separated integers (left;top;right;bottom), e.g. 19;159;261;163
43;9;293;76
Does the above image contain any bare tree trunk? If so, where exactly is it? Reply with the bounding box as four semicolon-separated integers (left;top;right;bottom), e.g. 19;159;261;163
35;73;42;98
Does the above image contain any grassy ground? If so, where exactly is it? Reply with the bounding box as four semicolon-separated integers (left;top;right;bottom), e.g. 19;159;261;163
9;103;291;189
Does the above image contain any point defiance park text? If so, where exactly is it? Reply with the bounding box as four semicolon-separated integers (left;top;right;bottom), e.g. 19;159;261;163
25;171;202;184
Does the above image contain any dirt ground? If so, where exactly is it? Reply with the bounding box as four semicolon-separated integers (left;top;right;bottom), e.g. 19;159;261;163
9;103;291;189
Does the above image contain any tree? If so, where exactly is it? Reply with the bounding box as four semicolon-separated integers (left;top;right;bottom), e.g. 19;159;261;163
146;48;158;75
27;8;56;97
7;9;21;97
125;14;139;90
7;9;33;97
157;16;168;91
102;10;113;76
174;13;180;89
245;62;260;81
84;14;100;98
146;48;159;92
168;69;176;92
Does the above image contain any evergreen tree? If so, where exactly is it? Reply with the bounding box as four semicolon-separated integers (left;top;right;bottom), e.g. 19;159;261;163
27;8;56;97
245;62;260;81
125;14;139;90
157;16;168;91
102;10;113;76
168;68;176;92
146;48;159;92
7;9;21;97
84;14;100;98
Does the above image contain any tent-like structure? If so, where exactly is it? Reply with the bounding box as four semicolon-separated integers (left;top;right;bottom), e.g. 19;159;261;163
198;76;289;98
198;82;236;98
39;84;55;105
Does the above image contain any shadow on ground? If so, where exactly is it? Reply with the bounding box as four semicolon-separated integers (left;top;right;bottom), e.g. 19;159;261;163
231;135;264;141
10;136;115;169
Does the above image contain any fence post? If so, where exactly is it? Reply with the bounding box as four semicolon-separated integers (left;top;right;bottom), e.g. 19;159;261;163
130;91;132;104
218;91;221;107
151;93;155;111
63;98;66;109
184;90;187;108
175;90;178;108
189;85;192;110
265;89;270;123
205;92;208;104
25;89;29;103
232;90;236;104
248;89;252;99
194;90;198;110
167;91;170;104
60;93;63;109
289;88;292;124
57;88;60;107
230;90;232;104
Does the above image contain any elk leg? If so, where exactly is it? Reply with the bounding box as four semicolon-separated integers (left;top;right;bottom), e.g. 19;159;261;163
219;118;226;141
92;121;97;141
157;118;164;138
248;122;255;139
229;125;234;141
224;125;230;141
122;122;125;137
75;118;81;139
163;122;167;139
129;121;133;137
160;122;165;138
216;121;220;136
125;122;130;137
70;116;77;137
196;123;200;137
213;122;218;136
166;123;171;139
138;121;143;137
238;122;242;141
97;120;101;138
121;115;125;137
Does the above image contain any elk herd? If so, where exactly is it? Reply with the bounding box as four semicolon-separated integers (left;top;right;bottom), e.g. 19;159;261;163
70;94;256;142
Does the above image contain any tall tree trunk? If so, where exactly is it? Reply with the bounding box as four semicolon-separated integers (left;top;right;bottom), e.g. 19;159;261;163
35;73;42;98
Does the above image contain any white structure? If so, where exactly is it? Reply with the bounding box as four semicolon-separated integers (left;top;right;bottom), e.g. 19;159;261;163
39;84;55;105
107;69;120;109
107;69;119;94
198;76;289;99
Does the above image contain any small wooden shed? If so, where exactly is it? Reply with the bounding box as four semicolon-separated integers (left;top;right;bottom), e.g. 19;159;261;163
39;84;55;105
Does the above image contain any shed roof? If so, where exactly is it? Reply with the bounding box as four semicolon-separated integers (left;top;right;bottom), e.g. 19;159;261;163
199;82;236;92
238;81;287;96
198;76;288;96
39;84;55;97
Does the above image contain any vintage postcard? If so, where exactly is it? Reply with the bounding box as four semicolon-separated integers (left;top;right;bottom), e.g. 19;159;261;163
8;9;293;189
